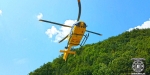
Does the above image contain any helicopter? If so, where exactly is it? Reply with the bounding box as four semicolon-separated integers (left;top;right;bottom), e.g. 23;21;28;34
39;0;102;61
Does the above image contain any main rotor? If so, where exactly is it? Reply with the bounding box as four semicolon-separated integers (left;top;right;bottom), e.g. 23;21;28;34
39;0;102;36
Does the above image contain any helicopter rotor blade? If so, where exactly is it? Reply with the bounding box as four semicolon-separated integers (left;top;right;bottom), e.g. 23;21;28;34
39;19;72;28
59;34;69;43
77;0;81;21
86;30;102;36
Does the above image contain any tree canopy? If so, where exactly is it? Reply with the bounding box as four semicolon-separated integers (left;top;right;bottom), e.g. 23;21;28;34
29;28;150;75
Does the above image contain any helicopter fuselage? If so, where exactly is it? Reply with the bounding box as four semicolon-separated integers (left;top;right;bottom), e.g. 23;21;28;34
67;21;87;47
60;21;87;61
39;0;102;61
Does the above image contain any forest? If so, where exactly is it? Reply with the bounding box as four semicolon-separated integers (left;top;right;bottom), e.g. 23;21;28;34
29;28;150;75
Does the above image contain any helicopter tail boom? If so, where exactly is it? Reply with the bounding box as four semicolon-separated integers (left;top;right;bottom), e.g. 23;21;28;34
60;50;76;61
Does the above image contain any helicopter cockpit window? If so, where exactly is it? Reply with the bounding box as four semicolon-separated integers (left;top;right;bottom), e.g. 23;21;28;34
69;26;74;35
84;23;87;28
75;22;80;27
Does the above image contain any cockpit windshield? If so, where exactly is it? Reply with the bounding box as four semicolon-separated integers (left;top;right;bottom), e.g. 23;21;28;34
69;25;74;35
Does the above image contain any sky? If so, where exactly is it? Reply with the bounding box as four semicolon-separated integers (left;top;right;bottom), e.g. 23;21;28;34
0;0;150;75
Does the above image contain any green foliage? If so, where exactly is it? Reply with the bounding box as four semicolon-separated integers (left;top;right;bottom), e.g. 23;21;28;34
29;28;150;75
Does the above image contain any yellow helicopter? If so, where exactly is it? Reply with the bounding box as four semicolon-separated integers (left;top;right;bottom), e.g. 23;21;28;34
39;0;102;61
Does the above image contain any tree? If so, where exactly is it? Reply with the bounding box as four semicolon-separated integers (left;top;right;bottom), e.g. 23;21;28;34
29;28;150;75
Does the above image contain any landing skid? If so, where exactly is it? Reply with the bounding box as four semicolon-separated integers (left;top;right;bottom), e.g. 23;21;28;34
80;33;89;46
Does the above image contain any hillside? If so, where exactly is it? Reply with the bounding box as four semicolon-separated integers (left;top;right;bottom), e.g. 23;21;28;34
29;28;150;75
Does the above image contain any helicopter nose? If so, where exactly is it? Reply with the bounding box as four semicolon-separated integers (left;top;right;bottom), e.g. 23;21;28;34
80;22;86;28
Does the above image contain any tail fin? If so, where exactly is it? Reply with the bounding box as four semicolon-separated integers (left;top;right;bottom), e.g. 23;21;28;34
60;50;76;54
60;50;76;61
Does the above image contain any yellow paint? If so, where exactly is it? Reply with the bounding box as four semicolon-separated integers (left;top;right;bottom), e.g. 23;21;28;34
60;22;86;61
78;0;80;2
60;45;75;61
